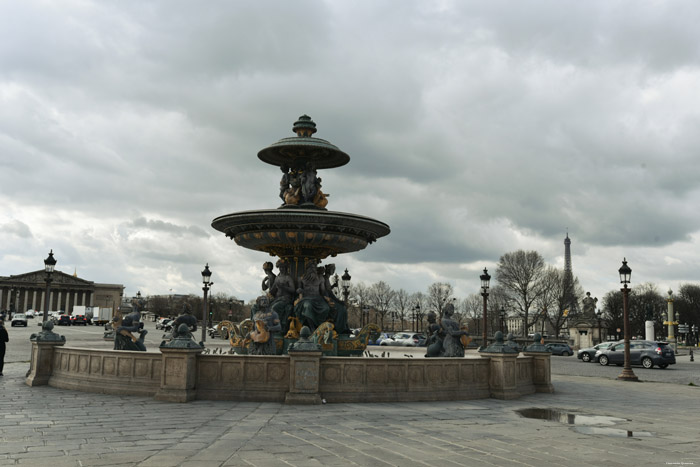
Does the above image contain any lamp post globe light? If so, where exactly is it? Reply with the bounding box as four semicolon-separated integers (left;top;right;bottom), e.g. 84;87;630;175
201;263;212;343
42;250;57;323
480;268;491;348
617;258;638;382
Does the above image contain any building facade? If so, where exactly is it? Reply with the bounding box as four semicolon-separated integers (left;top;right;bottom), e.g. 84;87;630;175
0;270;123;315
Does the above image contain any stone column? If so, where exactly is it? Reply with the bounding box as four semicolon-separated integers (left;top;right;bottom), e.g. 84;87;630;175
32;290;37;310
55;291;61;311
155;347;203;402
480;352;519;400
23;289;29;311
523;352;554;393
285;350;323;404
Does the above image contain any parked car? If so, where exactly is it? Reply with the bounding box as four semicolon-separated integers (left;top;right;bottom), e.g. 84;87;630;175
155;318;172;330
595;340;676;369
544;342;573;356
56;315;72;326
577;341;619;362
369;332;392;345
11;313;28;327
381;332;423;347
71;314;88;326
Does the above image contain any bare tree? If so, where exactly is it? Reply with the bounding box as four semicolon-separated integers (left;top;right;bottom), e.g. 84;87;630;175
495;250;546;336
533;266;562;336
678;284;700;332
351;282;371;328
369;281;395;329
427;282;454;318
460;293;482;333
392;289;411;331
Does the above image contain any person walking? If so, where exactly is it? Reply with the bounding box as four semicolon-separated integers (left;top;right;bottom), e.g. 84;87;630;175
0;319;8;376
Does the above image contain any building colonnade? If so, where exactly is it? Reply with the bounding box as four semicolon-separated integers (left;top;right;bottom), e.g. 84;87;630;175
1;286;94;313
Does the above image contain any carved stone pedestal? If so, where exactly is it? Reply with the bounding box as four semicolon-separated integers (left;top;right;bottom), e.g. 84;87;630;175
285;350;322;404
480;352;519;400
523;352;554;393
26;340;65;387
155;347;202;403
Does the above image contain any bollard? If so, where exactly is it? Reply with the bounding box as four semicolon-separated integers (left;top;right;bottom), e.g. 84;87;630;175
690;348;694;362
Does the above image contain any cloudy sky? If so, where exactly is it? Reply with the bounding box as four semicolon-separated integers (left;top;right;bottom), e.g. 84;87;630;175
2;0;699;303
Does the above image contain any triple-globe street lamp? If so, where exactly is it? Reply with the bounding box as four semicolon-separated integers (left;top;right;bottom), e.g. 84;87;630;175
618;258;638;382
42;250;57;323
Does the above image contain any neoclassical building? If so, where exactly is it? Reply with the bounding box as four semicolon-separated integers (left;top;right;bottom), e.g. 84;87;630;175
0;269;123;315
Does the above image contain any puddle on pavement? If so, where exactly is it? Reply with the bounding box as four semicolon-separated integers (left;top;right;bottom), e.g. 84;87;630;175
516;408;654;438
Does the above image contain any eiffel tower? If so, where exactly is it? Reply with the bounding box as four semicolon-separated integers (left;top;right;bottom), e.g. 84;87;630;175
562;232;579;316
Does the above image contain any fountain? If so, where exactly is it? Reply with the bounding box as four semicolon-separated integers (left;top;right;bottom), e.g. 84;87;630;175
212;115;390;355
26;116;553;403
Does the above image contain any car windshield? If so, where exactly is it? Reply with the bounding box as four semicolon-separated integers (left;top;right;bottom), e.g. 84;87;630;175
15;314;26;318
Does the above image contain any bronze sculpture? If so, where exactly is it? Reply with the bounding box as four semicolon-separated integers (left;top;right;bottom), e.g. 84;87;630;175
269;259;296;335
294;262;331;331
113;310;147;351
440;303;468;357
245;295;281;355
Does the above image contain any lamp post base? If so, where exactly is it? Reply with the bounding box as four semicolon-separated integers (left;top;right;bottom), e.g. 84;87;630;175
617;369;639;382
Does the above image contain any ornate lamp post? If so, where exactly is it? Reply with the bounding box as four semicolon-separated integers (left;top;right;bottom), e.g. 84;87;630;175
480;268;491;347
413;303;421;332
618;258;638;382
596;309;603;344
340;268;351;305
201;264;212;343
42;250;57;323
499;307;506;334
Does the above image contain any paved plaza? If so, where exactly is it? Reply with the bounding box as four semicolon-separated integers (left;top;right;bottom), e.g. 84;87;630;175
1;322;698;466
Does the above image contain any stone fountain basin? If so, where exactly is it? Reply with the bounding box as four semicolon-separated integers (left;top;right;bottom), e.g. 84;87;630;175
212;209;390;257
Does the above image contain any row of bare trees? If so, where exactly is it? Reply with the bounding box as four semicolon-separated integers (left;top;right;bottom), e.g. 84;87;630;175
602;283;700;339
347;249;700;339
142;249;699;339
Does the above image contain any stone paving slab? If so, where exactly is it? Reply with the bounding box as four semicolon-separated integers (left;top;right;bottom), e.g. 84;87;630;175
1;361;700;466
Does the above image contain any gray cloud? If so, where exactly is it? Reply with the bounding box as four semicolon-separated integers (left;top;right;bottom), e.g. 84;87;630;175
1;0;699;299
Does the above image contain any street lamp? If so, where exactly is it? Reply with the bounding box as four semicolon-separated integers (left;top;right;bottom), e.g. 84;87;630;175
201;263;212;343
341;268;351;305
499;307;506;333
617;258;637;382
42;250;57;323
596;309;603;344
413;303;421;332
480;267;491;348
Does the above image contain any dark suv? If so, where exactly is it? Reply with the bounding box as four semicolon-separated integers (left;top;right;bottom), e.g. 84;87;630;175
595;340;675;369
57;315;71;326
71;314;88;326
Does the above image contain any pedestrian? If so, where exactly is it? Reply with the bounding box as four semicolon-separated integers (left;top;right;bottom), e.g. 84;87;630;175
0;319;8;376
